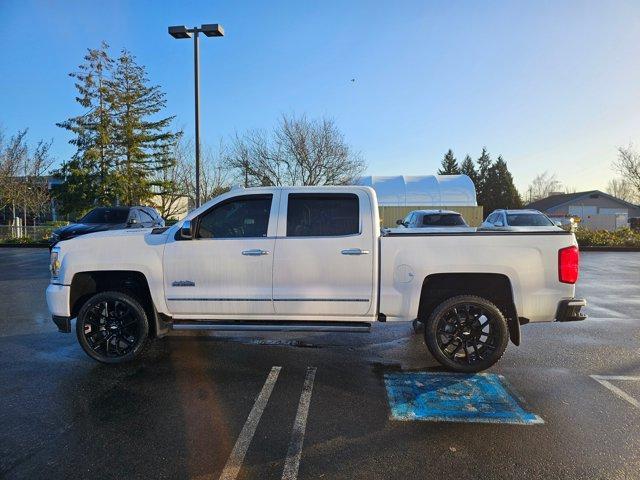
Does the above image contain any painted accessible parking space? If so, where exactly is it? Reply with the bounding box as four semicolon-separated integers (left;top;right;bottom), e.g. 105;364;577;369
384;372;543;425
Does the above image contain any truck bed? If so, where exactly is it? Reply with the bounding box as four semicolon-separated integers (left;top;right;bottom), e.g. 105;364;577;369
378;229;576;323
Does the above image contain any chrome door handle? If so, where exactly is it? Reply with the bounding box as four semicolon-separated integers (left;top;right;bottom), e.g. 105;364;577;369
242;249;270;256
341;248;370;255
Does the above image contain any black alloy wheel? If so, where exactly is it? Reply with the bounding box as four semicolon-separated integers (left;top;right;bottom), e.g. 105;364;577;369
424;295;509;373
76;291;149;363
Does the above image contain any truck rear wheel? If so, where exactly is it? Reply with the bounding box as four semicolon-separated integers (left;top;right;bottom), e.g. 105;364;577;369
76;291;149;364
424;295;509;373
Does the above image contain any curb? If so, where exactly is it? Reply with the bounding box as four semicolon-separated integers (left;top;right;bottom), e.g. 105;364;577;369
579;246;640;252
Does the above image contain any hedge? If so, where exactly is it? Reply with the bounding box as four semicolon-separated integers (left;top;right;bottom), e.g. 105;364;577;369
575;227;640;248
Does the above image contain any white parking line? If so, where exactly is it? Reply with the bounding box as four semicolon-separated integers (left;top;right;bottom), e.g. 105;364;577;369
218;366;282;480
590;375;640;410
282;367;317;480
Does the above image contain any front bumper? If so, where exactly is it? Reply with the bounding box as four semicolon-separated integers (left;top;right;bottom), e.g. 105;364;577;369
555;298;587;322
46;283;71;321
52;315;72;333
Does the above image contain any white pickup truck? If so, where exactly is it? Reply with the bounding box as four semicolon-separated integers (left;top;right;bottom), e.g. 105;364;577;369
46;186;586;372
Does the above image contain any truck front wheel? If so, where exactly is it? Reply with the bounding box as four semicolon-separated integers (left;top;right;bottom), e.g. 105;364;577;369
76;291;149;363
424;295;509;373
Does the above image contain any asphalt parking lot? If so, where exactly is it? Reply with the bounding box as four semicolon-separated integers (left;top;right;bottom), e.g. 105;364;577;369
1;248;639;480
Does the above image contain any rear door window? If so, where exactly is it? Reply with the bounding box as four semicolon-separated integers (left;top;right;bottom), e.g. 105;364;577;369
286;194;359;237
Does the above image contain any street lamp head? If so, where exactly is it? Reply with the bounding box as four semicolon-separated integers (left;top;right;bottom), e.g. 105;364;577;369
201;23;224;37
168;26;192;39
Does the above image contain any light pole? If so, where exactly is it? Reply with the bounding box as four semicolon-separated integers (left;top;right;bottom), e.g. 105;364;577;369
168;23;224;208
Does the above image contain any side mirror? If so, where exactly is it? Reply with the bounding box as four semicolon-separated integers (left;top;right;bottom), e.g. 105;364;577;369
396;219;405;226
553;220;562;227
128;218;139;226
180;219;193;239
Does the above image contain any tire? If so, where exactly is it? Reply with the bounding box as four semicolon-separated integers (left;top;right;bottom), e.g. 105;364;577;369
76;291;149;364
424;295;509;373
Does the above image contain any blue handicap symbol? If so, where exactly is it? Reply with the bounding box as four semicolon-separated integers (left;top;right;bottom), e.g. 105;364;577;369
384;372;543;425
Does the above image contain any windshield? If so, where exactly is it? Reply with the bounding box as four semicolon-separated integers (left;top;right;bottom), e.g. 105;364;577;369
78;208;129;224
506;213;554;226
421;214;467;227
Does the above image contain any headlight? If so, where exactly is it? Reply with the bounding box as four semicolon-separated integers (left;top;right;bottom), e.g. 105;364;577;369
50;247;61;279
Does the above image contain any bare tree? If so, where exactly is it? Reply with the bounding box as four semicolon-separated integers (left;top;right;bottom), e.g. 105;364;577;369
177;138;230;208
150;142;188;219
225;114;366;187
607;177;638;203
526;171;564;203
612;145;640;200
0;129;53;225
0;129;24;212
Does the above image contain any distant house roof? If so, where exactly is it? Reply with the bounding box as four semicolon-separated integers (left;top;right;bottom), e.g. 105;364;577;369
526;190;639;211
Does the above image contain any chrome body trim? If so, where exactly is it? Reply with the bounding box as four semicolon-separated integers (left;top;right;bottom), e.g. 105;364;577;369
166;297;371;302
167;298;272;302
171;322;371;332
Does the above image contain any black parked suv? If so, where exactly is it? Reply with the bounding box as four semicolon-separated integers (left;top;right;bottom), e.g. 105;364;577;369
50;206;165;244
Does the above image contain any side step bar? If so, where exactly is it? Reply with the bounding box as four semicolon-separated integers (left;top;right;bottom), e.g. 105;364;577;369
171;320;371;333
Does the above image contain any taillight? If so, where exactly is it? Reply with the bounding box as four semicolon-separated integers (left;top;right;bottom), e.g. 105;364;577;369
558;245;579;284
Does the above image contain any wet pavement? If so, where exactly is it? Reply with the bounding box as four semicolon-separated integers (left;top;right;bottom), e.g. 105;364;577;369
0;248;639;479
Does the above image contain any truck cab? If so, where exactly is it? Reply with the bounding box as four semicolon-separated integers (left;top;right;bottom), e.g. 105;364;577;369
163;187;377;320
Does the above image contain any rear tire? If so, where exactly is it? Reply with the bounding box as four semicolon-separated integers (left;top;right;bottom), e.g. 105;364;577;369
76;291;149;364
424;295;509;373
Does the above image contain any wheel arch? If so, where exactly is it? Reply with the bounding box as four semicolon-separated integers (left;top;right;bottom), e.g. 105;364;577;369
418;273;520;346
70;270;170;338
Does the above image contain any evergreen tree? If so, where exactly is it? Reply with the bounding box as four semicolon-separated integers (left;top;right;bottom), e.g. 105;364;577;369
56;42;117;216
475;147;493;209
437;149;460;175
110;49;180;205
483;155;522;213
459;154;478;186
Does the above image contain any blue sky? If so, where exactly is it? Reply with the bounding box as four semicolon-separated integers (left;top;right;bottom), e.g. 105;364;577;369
1;0;639;193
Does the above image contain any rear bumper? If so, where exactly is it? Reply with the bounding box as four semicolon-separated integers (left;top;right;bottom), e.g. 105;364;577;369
555;298;587;322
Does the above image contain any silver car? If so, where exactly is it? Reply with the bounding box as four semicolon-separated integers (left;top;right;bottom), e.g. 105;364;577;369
480;209;563;231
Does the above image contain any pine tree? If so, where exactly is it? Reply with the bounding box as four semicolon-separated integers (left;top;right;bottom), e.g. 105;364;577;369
459;154;478;186
483;156;522;213
475;147;493;209
110;49;180;205
56;42;117;216
437;149;460;175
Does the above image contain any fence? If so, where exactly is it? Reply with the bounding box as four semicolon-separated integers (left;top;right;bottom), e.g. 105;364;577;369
0;225;57;242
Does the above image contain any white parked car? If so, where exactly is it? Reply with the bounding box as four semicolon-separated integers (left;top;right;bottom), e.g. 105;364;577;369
480;209;563;231
395;209;475;232
46;186;585;372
